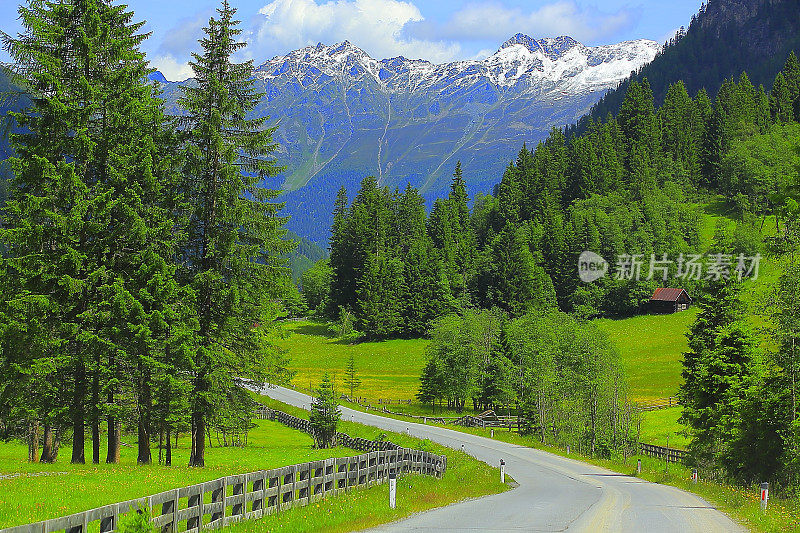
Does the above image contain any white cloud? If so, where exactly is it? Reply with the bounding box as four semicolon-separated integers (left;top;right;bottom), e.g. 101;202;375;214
160;11;211;57
247;0;462;62
150;54;195;82
406;1;640;46
471;48;495;61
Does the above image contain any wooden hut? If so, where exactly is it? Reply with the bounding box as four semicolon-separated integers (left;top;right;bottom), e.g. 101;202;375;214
649;288;692;314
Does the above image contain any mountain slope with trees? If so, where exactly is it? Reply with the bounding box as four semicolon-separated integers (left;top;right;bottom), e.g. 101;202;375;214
572;0;800;135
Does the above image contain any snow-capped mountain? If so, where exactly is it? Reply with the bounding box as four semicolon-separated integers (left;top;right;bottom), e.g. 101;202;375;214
252;34;658;95
158;34;659;242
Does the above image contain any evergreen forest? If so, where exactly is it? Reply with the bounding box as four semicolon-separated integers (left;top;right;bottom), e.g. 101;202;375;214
0;0;294;468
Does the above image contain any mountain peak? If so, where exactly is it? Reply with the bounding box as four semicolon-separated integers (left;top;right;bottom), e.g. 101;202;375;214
147;70;167;83
498;34;581;60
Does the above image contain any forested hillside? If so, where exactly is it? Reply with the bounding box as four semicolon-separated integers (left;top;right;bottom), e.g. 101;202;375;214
316;53;799;338
572;0;800;135
285;230;328;282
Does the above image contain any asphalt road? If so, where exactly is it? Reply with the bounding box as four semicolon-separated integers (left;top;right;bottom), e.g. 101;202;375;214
258;384;744;533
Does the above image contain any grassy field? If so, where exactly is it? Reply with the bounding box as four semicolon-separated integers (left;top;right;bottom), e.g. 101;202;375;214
638;407;689;449
0;420;361;528
595;310;696;402
0;397;507;533
277;321;427;401
280;314;694;408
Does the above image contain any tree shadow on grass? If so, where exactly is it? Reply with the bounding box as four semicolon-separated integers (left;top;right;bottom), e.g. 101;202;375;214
293;323;336;338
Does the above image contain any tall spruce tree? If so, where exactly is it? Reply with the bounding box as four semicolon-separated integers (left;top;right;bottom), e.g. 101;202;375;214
1;0;180;465
328;187;356;316
178;0;290;467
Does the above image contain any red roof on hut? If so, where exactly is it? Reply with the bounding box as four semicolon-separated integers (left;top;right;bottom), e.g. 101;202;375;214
650;288;692;302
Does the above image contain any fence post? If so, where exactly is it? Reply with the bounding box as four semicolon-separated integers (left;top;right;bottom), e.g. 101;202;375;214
164;490;178;533
187;490;201;533
692;469;698;483
637;458;641;474
389;470;397;509
490;429;494;438
761;482;769;512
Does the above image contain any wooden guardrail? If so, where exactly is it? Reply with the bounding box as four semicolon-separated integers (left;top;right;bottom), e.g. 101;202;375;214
2;408;447;533
640;442;687;464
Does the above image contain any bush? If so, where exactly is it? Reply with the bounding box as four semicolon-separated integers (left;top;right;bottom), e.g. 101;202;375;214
118;507;154;533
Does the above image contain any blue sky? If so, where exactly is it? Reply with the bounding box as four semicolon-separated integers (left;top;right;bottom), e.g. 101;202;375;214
1;0;703;81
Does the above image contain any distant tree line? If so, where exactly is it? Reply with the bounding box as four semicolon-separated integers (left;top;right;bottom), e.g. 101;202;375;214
0;0;293;466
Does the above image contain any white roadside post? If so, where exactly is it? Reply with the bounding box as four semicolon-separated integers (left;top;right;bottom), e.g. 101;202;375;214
761;482;769;512
500;459;505;483
692;469;698;484
389;470;397;509
566;445;570;454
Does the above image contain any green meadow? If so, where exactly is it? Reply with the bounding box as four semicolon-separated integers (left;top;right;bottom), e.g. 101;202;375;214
0;419;358;528
595;310;695;402
277;321;427;400
0;397;507;532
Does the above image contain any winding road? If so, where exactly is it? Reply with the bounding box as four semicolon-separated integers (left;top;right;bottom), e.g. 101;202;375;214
259;385;743;532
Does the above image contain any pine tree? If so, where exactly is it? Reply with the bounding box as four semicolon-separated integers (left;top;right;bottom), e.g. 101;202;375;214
485;224;556;317
179;0;291;467
1;0;182;465
618;79;660;158
416;357;444;412
310;373;340;448
660;81;699;173
781;52;800;119
343;354;361;399
679;279;747;466
328;187;355;316
771;72;794;123
356;252;405;338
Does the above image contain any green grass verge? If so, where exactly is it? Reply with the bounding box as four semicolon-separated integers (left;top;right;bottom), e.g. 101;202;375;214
240;396;510;533
0;420;358;528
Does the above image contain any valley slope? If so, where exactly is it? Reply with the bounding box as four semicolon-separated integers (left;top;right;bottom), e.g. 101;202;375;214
157;35;659;242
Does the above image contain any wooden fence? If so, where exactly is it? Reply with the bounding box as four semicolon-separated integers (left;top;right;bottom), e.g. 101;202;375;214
2;409;446;533
640;442;687;464
340;395;412;406
635;397;679;412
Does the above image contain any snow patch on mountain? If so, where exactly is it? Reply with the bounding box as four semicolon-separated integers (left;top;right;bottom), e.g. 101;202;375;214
254;34;660;96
